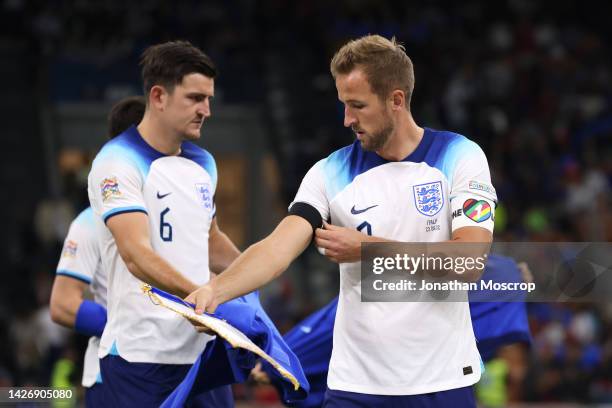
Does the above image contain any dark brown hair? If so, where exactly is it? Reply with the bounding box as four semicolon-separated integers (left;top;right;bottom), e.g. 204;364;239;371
107;96;145;139
140;40;217;97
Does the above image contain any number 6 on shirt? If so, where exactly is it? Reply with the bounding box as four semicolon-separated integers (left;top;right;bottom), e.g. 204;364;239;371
160;208;173;242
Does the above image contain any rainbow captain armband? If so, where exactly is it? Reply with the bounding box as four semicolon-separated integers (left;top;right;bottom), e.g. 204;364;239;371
74;300;107;337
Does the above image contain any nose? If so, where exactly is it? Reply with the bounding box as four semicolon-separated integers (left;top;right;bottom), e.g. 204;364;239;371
198;99;211;119
344;106;356;128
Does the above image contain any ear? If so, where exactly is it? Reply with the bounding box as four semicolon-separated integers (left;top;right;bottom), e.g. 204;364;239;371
149;85;168;112
390;90;405;112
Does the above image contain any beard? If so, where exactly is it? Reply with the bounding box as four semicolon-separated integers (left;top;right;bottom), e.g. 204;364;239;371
356;118;394;151
182;130;201;141
180;121;203;141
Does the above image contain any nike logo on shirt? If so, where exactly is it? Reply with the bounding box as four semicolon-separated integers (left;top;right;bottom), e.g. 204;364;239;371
157;192;172;199
350;204;378;214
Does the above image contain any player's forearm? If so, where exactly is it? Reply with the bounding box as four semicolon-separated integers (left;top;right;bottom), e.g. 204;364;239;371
443;227;492;281
123;245;199;297
211;238;291;305
209;230;241;274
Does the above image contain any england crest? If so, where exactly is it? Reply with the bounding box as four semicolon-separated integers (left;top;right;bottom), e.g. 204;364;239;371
195;182;213;212
413;181;443;216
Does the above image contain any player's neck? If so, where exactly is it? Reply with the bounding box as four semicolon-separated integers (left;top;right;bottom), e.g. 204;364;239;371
375;114;423;161
137;116;182;156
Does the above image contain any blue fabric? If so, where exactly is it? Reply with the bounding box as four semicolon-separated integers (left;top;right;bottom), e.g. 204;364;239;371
76;206;95;226
469;254;532;361
99;353;233;408
280;255;531;407
186;385;233;408
74;300;107;338
159;290;309;408
56;270;92;285
180;141;218;188
468;254;529;303
100;355;192;407
95;125;164;179
322;386;476;408
102;206;148;223
108;341;120;356
85;382;106;407
268;298;337;408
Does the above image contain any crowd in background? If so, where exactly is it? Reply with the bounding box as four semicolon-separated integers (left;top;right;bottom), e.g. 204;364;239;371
0;0;611;404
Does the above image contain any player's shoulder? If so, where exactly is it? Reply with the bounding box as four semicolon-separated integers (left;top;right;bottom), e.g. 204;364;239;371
180;142;217;183
68;207;97;240
95;126;135;158
317;141;366;178
94;126;163;165
424;128;486;173
180;141;216;166
324;141;360;165
74;206;95;226
91;127;167;180
427;128;482;156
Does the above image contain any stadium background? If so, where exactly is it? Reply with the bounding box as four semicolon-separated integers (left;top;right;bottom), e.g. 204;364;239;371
0;0;611;406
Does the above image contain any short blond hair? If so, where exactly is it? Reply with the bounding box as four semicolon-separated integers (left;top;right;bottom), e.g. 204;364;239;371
330;35;414;108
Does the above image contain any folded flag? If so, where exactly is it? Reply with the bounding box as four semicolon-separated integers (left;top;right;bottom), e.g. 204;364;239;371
265;297;338;408
142;285;309;407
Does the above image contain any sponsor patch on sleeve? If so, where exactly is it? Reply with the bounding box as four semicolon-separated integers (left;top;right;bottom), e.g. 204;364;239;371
62;240;78;258
468;180;495;195
100;177;121;202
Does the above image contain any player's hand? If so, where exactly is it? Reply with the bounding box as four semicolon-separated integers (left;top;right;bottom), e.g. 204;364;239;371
250;361;270;384
314;221;368;263
185;284;219;314
188;317;216;335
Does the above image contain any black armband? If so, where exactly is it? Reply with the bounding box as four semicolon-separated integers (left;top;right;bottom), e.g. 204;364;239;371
288;202;323;230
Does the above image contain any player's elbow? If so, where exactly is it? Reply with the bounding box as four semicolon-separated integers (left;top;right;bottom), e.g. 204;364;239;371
124;259;147;282
49;279;82;327
49;302;62;325
271;259;291;279
117;243;148;281
49;297;72;327
275;254;297;279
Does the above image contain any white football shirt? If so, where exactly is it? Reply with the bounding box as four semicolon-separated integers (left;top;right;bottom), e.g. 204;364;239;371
56;207;107;387
291;128;497;395
88;126;217;364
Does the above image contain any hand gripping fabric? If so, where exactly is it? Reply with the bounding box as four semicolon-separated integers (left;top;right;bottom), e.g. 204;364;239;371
142;285;309;406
